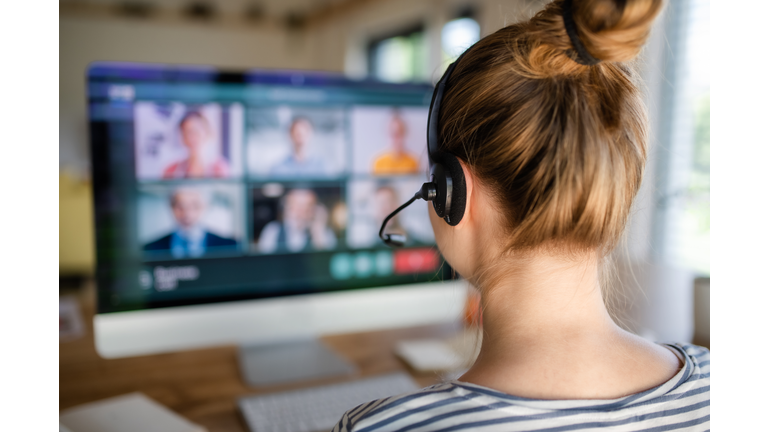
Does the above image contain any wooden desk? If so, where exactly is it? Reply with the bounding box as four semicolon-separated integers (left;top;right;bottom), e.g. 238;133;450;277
59;281;463;432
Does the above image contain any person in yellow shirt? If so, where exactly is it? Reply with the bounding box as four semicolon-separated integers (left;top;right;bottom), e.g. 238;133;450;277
372;112;420;175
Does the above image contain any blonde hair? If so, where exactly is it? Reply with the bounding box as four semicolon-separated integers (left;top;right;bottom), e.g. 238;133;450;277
440;0;663;255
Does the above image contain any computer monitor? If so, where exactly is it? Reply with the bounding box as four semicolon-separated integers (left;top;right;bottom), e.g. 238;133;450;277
89;62;467;366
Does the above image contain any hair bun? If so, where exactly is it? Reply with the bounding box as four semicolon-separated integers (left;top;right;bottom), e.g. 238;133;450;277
567;0;664;63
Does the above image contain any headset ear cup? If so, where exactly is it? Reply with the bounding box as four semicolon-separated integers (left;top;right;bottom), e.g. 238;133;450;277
443;153;466;226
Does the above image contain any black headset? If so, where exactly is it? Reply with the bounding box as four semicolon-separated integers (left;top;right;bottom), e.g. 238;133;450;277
379;54;468;247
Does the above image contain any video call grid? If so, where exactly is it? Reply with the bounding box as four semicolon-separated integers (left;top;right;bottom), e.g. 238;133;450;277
133;100;434;263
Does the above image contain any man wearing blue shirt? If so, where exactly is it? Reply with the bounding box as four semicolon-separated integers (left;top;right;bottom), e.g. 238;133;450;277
144;188;237;258
270;117;328;177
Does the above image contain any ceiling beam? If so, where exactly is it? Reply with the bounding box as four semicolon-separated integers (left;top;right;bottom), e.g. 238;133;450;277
59;1;283;31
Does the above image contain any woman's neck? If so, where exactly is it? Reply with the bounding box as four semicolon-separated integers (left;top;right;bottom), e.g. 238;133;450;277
479;252;614;344
460;251;680;400
469;253;614;363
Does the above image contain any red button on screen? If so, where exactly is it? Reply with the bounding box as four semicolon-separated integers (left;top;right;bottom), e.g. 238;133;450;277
393;248;439;275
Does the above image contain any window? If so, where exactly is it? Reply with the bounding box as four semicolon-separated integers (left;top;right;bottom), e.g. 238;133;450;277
368;25;427;83
366;9;480;83
441;16;480;63
653;0;710;275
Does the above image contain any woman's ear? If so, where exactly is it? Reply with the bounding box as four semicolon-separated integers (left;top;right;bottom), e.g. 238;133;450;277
453;159;474;230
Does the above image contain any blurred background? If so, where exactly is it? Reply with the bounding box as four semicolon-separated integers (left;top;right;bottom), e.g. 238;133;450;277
60;0;709;344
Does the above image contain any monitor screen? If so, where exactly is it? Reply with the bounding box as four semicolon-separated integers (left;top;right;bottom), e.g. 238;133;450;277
89;62;454;315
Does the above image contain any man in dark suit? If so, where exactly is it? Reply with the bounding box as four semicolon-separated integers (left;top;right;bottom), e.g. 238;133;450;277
144;188;237;258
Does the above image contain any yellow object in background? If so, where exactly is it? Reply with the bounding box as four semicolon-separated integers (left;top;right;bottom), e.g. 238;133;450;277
60;172;95;275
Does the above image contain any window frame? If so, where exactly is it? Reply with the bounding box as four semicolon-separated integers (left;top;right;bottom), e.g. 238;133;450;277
366;22;426;82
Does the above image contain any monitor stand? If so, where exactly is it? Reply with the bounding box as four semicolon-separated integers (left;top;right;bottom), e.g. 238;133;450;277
238;338;358;387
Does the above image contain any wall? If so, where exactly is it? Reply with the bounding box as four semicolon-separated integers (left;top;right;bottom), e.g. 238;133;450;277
60;15;316;176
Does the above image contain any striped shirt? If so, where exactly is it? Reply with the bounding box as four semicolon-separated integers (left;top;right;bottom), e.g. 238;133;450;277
332;343;709;432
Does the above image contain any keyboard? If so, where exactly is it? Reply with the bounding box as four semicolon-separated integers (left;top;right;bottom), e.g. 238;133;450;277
238;372;420;432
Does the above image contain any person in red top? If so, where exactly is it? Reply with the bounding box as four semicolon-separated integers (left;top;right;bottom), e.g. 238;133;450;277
163;111;230;179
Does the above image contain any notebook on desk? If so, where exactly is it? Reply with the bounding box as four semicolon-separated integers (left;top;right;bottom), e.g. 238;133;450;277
59;392;206;432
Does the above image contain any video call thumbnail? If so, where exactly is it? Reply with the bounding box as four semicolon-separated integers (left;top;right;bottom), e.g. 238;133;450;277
134;102;244;180
251;183;345;254
247;106;346;179
350;106;429;177
346;177;435;249
138;184;246;259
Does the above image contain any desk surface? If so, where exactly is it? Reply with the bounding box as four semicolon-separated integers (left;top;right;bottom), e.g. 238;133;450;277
59;281;462;432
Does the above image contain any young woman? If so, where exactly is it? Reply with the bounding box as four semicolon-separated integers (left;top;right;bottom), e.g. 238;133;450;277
163;111;230;179
334;0;709;430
